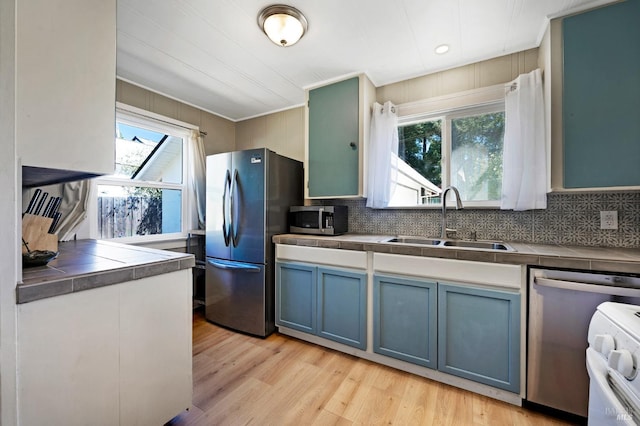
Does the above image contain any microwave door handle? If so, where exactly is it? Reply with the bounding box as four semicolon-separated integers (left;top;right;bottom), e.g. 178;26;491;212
318;208;324;232
230;169;239;247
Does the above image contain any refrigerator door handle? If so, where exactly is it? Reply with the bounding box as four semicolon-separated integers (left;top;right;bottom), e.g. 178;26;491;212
222;169;231;246
230;168;239;247
207;258;261;272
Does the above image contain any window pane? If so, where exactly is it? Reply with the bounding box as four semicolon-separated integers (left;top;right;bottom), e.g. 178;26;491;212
113;122;183;184
450;112;504;202
97;185;182;239
396;120;443;205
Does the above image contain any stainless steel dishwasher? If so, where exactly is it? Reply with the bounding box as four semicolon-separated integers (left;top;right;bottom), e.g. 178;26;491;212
527;268;640;417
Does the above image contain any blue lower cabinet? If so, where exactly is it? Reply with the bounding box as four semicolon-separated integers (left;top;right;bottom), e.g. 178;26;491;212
373;274;437;368
317;267;367;349
276;261;367;350
438;282;520;393
276;262;317;334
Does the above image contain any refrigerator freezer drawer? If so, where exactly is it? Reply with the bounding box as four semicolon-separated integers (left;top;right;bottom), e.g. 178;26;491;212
205;258;272;337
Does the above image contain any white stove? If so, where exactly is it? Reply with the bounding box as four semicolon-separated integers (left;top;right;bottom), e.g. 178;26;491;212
587;302;640;425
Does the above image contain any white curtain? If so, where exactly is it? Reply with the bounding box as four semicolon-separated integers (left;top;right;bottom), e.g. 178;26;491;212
57;179;91;241
501;68;547;211
188;130;207;229
366;101;398;208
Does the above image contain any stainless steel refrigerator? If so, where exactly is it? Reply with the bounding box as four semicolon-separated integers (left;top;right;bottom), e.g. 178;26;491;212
205;148;303;337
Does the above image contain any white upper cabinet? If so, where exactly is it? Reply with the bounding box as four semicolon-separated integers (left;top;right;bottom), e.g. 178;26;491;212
16;0;116;177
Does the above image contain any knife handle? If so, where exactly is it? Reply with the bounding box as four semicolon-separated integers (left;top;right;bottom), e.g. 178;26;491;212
34;192;48;215
49;212;62;234
25;188;42;215
50;197;62;218
43;198;55;217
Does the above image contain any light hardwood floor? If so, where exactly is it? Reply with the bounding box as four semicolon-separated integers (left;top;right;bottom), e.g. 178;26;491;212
168;311;574;426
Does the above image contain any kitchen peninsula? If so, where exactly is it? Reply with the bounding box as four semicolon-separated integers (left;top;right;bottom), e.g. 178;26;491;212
17;239;194;426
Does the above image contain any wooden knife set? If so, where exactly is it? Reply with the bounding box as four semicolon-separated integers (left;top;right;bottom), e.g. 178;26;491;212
22;188;62;254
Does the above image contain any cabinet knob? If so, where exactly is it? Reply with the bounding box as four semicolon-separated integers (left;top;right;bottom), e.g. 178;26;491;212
349;142;357;150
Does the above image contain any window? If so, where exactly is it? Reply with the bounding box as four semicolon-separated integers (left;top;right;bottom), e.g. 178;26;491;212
392;103;504;208
95;109;192;240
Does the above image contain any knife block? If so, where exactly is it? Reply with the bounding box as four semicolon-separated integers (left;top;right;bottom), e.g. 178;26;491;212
22;213;58;253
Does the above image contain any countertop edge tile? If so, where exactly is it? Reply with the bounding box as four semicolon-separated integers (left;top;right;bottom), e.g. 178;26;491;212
133;260;182;280
590;261;640;275
17;280;73;304
73;268;135;292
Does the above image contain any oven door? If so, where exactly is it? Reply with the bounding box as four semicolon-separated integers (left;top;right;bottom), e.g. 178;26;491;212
586;347;637;425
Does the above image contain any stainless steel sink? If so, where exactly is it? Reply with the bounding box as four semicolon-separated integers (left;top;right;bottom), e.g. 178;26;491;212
441;240;514;251
384;237;442;246
383;236;515;252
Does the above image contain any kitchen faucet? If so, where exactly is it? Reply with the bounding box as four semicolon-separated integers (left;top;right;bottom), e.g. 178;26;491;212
440;186;463;239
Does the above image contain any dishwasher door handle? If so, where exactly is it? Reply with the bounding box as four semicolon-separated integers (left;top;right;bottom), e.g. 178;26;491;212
534;276;640;298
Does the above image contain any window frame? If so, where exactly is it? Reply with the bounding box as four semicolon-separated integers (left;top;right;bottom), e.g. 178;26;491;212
91;104;196;244
396;85;506;208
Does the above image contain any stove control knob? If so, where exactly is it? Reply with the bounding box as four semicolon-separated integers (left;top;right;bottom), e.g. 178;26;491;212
608;349;637;380
593;334;616;357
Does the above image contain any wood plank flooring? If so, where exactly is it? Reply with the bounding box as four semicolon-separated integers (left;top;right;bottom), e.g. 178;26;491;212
167;311;574;426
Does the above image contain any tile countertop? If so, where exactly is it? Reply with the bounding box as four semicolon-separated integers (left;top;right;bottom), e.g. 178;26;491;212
273;234;640;275
18;239;195;304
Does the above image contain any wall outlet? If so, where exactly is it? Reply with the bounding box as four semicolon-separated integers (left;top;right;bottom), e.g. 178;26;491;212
600;211;618;230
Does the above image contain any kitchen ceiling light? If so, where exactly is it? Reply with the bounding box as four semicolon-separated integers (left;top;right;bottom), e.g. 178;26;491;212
258;5;308;47
435;44;450;54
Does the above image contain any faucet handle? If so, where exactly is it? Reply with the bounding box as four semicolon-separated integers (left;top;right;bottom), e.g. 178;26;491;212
445;228;458;239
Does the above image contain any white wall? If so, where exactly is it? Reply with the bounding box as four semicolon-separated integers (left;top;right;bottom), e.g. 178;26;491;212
0;0;19;422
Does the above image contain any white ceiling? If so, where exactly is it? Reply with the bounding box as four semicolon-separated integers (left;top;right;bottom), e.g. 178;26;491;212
116;0;617;122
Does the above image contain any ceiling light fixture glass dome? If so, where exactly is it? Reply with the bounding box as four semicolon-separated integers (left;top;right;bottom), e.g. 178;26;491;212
435;44;450;54
258;5;308;47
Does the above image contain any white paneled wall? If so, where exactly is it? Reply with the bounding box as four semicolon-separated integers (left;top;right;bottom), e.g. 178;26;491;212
377;48;539;105
236;107;305;162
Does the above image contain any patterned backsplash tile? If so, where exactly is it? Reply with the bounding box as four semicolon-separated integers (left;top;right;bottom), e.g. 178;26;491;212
312;192;640;248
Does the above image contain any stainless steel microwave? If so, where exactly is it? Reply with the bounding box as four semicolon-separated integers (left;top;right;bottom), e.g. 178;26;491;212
289;206;348;236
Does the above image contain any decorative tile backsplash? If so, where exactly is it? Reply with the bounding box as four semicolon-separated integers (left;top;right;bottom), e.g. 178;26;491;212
312;192;640;248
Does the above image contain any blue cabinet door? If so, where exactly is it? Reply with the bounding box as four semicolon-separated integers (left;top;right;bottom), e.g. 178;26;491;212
276;262;317;334
562;0;640;188
308;77;360;197
438;282;520;393
317;267;367;349
373;274;437;368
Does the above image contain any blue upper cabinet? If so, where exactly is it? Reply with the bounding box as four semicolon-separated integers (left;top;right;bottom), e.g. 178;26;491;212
562;0;640;189
306;75;375;198
438;282;520;393
373;274;437;369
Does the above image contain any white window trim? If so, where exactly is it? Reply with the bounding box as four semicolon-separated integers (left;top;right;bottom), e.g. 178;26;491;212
397;84;506;208
89;104;198;243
